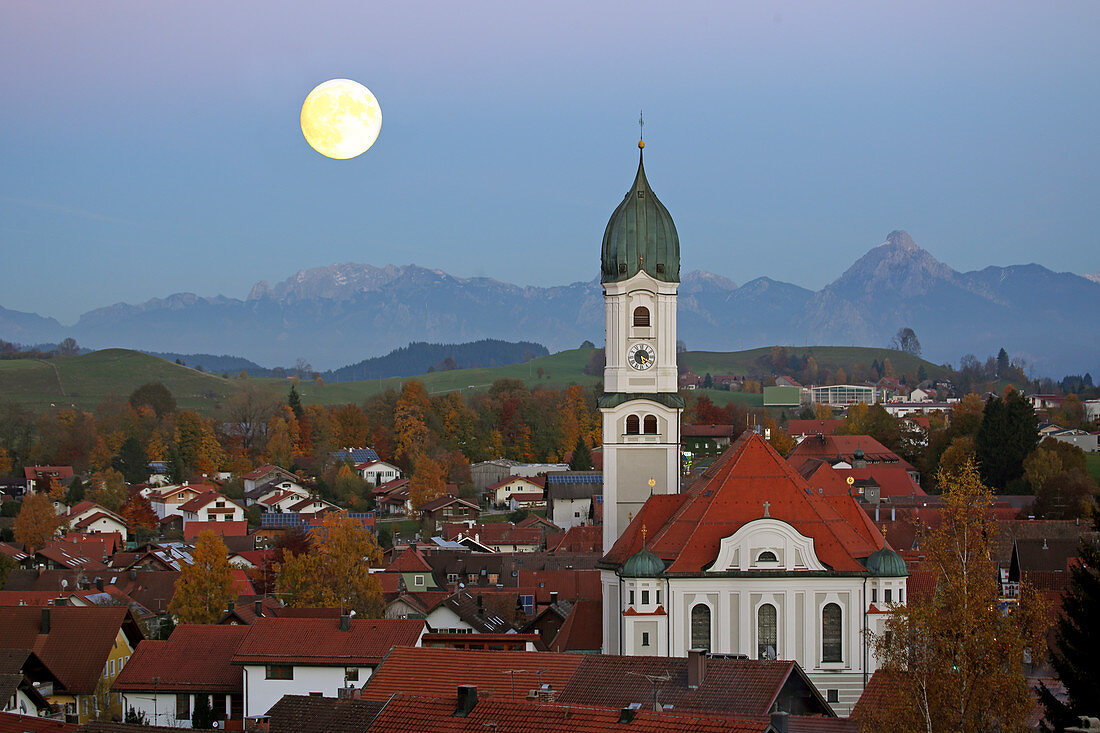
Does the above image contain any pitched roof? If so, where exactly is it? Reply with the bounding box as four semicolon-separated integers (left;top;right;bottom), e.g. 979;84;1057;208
230;617;424;666
787;420;844;437
508;492;545;502
266;695;386;731
486;475;545;492
360;647;585;701
388;547;433;573
787;434;915;472
555;655;809;717
547;599;602;652
548;526;602;553
113;624;248;692
604;433;882;574
421;495;479;513
242;464;293;481
0;606;143;693
445;523;542;546
363;693;764;733
682;424;738;438
183;520;248;539
0;711;77;732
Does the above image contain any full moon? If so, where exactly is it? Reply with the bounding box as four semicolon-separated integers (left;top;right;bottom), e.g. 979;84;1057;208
300;79;381;160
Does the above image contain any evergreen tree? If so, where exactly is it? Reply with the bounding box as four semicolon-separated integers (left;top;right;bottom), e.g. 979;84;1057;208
975;389;1039;490
997;348;1011;376
287;384;303;420
112;436;149;484
569;435;593;470
191;694;215;728
1039;539;1100;732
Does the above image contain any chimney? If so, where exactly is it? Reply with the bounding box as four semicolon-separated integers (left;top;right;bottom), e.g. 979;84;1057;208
95;577;104;592
477;594;483;612
618;704;641;724
255;600;263;617
40;608;51;634
129;568;137;581
54;597;67;607
455;685;478;717
687;649;706;689
339;613;351;632
550;591;559;604
227;601;235;612
770;711;789;733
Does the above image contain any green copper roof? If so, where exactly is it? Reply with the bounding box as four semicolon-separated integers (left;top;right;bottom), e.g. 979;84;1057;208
865;547;908;577
597;393;686;410
601;150;680;284
621;547;666;578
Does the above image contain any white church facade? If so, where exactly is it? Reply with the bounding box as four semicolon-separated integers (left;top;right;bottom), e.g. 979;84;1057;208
596;140;907;715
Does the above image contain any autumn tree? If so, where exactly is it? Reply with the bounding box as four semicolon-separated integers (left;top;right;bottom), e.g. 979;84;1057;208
864;459;1048;733
88;467;129;513
275;513;384;617
1032;470;1095;521
119;494;159;540
393;381;431;467
168;530;236;624
408;457;447;514
129;382;176;418
890;327;922;356
224;383;282;455
14;493;59;551
173;410;225;476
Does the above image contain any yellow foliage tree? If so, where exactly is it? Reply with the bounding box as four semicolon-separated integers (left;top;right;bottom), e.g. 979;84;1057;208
168;531;236;624
88;467;129;512
174;410;225;474
14;492;59;551
813;402;833;420
394;381;431;466
862;459;1048;733
0;447;11;475
408;457;447;514
275;513;384;618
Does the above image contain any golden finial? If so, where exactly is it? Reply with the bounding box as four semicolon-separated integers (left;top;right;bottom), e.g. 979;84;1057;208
641;524;648;546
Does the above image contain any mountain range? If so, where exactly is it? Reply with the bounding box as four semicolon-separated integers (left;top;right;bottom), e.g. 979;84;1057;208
2;231;1097;375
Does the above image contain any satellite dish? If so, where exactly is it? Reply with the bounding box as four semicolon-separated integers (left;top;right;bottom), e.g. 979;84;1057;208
60;579;68;589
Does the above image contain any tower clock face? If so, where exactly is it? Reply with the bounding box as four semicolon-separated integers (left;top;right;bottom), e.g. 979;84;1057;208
628;343;656;371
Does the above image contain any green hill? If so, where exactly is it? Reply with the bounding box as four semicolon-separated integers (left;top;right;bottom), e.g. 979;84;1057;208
0;345;951;416
0;349;236;411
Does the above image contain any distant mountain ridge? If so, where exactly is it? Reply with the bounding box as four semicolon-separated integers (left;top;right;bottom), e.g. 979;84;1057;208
2;231;1097;375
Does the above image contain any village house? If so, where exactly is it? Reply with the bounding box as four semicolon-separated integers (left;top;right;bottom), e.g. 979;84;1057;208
147;483;217;519
0;605;144;724
355;460;403;486
231;616;425;719
60;502;130;543
486;475;545;508
545;471;602;531
112;624;248;727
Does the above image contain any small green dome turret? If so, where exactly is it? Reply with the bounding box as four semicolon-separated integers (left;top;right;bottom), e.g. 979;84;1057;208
621;546;665;578
601;149;680;284
865;547;907;577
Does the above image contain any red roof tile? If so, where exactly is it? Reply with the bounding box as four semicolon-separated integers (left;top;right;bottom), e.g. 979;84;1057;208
230;617;424;666
549;525;602;553
787;419;844;437
113;624;248;692
787;434;915;472
0;711;77;732
360;647;584;701
548;599;602;651
387;547;433;573
365;694;764;733
0;606;143;693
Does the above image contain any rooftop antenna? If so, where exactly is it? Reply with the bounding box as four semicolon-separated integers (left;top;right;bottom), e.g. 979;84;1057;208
627;669;672;711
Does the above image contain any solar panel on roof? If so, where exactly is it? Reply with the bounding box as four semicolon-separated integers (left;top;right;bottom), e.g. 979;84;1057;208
547;474;602;484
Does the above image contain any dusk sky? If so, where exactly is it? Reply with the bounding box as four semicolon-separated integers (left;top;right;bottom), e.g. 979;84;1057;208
2;1;1098;323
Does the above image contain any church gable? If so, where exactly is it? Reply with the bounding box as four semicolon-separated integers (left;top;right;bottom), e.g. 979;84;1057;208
707;518;827;573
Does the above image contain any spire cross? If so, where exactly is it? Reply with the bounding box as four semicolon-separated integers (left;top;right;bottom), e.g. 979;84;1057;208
639;110;644;142
763;501;771;518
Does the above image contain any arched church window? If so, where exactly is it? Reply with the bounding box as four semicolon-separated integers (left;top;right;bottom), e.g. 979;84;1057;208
626;415;640;435
643;415;658;434
690;604;711;652
633;306;650;327
757;551;778;563
822;603;842;662
758;604;777;660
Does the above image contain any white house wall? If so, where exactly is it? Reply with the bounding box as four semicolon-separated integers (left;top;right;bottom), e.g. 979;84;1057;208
242;665;373;718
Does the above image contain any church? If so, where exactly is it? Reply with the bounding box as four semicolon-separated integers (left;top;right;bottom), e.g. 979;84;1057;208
596;138;907;713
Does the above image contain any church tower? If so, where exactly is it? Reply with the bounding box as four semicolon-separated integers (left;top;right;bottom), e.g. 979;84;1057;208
600;139;684;554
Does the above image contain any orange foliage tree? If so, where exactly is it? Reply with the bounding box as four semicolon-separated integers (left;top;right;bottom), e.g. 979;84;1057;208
408;457;448;514
14;493;59;551
168;531;236;624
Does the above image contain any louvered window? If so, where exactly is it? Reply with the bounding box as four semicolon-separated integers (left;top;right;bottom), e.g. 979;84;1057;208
633;307;650;327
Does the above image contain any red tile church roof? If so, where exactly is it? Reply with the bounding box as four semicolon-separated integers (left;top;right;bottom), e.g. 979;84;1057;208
603;433;883;574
